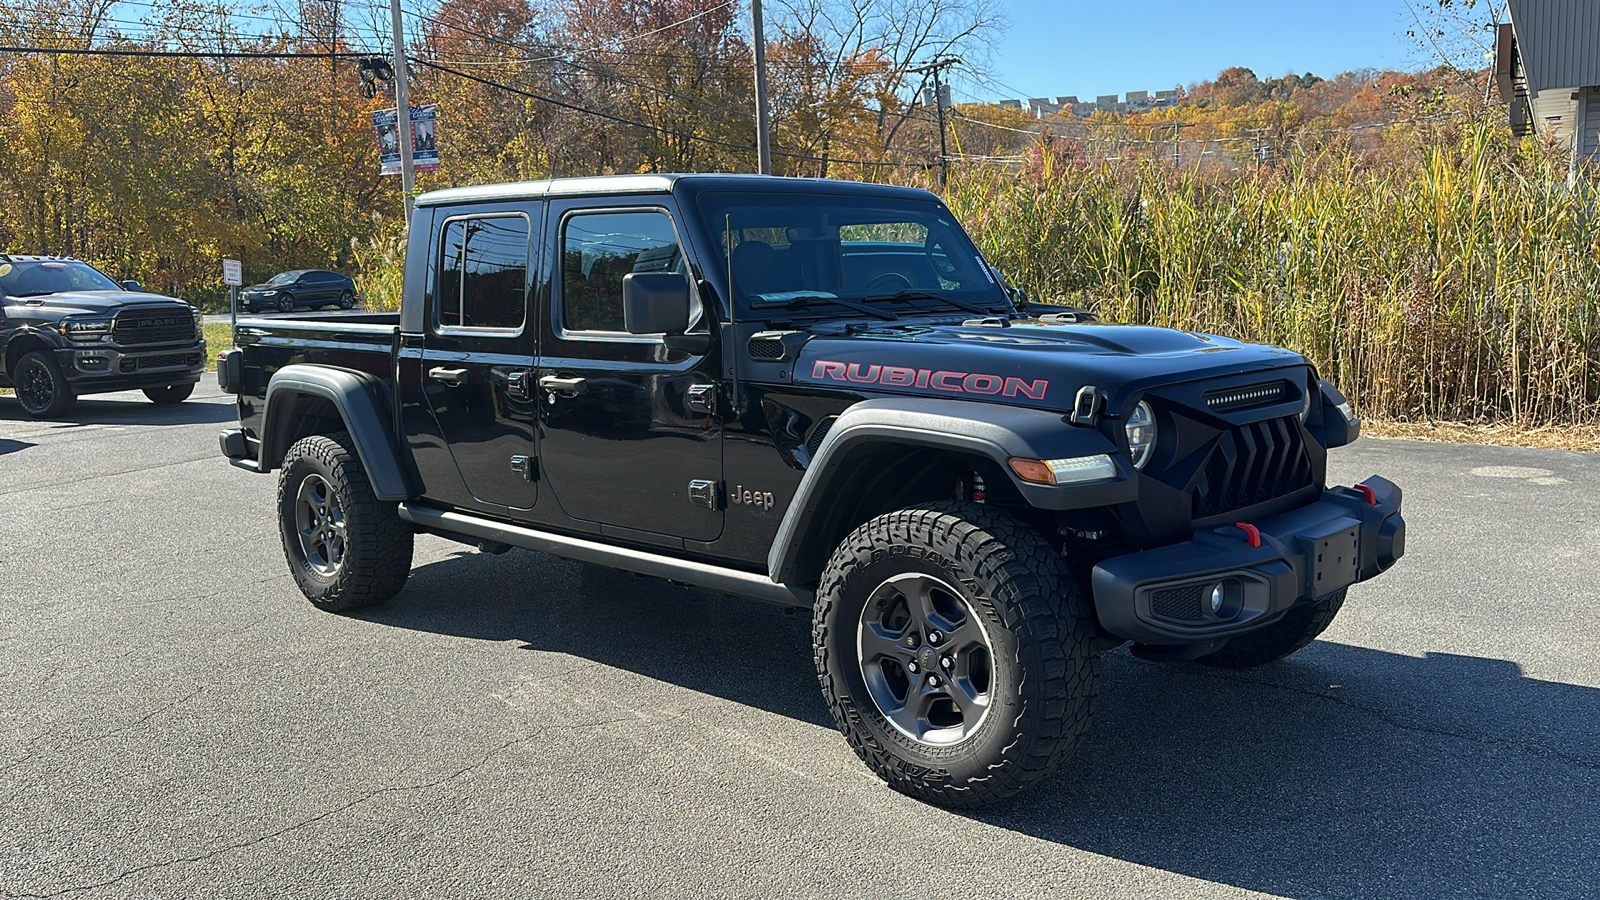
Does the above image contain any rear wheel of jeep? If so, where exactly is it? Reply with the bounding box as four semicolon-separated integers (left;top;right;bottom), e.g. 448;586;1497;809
143;383;194;404
1194;590;1347;669
12;351;76;418
814;502;1101;808
278;431;413;612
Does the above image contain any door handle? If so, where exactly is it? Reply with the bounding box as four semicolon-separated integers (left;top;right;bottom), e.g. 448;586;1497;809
428;366;469;386
539;374;588;397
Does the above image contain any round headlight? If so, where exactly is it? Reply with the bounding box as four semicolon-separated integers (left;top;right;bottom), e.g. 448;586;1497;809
1126;400;1157;469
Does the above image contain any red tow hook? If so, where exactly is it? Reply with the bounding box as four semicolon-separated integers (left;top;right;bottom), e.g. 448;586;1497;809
1356;484;1378;506
1233;522;1262;548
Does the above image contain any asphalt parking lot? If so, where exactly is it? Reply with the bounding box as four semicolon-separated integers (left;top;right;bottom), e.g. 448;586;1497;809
2;384;1597;899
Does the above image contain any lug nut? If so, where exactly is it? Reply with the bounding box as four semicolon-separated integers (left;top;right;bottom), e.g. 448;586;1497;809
907;661;920;674
904;635;919;648
928;675;941;687
928;631;942;644
941;656;953;670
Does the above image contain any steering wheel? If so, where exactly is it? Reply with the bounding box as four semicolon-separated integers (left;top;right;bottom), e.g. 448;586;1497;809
865;272;913;293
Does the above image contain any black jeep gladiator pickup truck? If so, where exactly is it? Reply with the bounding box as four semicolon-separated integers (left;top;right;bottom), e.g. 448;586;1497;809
1;255;207;417
218;174;1405;807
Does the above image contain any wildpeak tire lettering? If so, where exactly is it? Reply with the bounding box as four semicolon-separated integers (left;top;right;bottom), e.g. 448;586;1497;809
809;360;1048;400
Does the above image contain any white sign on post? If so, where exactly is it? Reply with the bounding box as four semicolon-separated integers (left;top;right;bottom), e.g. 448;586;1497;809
222;258;242;286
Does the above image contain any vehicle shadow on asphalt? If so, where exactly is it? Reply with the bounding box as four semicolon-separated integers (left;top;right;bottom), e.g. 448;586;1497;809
0;395;237;431
373;551;1599;897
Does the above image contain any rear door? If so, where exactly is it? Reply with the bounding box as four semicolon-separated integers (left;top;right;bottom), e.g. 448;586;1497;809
416;203;542;512
535;198;722;545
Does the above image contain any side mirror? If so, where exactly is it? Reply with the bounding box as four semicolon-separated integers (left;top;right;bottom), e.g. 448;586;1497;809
122;280;143;292
623;272;692;335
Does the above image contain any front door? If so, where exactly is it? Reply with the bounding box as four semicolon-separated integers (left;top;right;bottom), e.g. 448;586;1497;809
536;199;722;544
418;206;540;512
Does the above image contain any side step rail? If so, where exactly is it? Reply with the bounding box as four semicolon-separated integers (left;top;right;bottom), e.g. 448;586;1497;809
397;503;812;609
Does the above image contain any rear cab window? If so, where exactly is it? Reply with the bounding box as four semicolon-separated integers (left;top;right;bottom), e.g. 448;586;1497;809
434;213;531;334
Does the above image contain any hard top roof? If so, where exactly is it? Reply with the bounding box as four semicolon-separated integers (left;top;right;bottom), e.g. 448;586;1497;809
414;173;939;208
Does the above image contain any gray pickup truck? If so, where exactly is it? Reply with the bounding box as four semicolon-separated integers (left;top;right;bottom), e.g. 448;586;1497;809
0;255;206;417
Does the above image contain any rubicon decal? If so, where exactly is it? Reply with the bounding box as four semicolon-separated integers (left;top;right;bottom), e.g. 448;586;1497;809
810;360;1048;400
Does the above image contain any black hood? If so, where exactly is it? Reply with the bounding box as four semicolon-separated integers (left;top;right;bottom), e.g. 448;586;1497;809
793;318;1309;414
3;290;190;318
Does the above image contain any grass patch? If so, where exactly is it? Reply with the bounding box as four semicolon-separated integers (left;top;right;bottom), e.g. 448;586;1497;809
203;321;233;371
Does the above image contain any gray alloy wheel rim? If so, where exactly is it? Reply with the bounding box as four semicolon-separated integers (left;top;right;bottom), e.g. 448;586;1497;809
16;358;53;413
294;473;347;577
278;294;294;312
856;572;995;746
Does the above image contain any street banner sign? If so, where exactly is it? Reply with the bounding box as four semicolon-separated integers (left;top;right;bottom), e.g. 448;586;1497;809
222;258;242;286
373;105;441;176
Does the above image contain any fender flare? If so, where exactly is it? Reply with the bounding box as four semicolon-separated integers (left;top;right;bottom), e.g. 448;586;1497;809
261;365;413;500
767;397;1137;585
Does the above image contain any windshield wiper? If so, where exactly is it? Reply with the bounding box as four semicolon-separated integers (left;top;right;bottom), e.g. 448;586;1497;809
755;293;898;321
861;290;993;315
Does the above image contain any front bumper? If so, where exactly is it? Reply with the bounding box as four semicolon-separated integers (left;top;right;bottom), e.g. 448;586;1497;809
1091;476;1405;644
55;341;207;391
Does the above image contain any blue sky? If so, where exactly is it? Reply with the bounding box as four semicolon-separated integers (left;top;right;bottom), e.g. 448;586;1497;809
959;0;1433;103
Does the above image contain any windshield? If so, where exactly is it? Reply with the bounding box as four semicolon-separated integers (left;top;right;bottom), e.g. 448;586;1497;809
267;271;304;285
0;259;122;297
695;192;1008;316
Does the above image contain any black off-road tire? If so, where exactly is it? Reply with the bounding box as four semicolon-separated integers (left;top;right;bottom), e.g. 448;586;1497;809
814;502;1101;809
1194;590;1347;669
277;431;413;612
143;383;194;404
12;351;76;418
276;294;295;313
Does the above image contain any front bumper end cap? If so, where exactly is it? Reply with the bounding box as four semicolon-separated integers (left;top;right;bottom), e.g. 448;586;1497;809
1091;476;1405;644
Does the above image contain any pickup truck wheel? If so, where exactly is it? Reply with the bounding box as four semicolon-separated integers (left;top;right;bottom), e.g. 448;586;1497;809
12;351;76;418
142;383;194;404
278;431;413;611
1194;590;1346;669
814;503;1100;808
276;294;294;313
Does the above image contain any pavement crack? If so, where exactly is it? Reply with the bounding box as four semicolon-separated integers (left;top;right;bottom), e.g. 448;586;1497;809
7;733;540;899
1196;668;1600;771
0;687;204;779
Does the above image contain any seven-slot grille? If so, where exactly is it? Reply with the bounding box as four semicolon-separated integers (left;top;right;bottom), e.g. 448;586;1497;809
1191;415;1314;519
1204;380;1289;413
112;307;195;347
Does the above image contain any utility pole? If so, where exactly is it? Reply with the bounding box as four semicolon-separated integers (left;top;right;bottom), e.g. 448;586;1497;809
751;0;772;175
909;56;960;185
388;0;416;219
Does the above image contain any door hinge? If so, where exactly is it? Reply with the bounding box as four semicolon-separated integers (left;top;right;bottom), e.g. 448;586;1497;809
510;455;537;481
686;383;717;415
688;479;721;510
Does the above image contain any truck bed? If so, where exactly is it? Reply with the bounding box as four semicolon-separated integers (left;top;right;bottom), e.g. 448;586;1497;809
230;311;401;443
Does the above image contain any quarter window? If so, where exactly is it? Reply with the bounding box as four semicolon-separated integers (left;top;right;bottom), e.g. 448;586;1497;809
560;210;687;334
436;215;529;331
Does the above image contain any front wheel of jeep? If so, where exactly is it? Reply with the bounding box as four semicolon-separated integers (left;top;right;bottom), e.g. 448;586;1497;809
814;503;1101;809
277;431;413;612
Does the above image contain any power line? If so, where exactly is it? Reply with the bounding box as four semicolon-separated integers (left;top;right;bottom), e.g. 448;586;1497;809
417;58;915;169
0;43;368;59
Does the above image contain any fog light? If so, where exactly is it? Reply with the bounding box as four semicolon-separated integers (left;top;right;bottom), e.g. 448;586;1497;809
1209;584;1225;614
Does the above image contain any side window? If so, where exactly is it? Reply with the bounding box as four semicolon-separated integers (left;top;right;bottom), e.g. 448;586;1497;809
560;210;688;335
436;215;529;332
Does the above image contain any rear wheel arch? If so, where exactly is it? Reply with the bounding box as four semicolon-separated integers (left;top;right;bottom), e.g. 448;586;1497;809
259;366;413;500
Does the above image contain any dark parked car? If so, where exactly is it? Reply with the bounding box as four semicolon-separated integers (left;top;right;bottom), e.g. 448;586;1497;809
240;270;357;313
0;254;205;417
